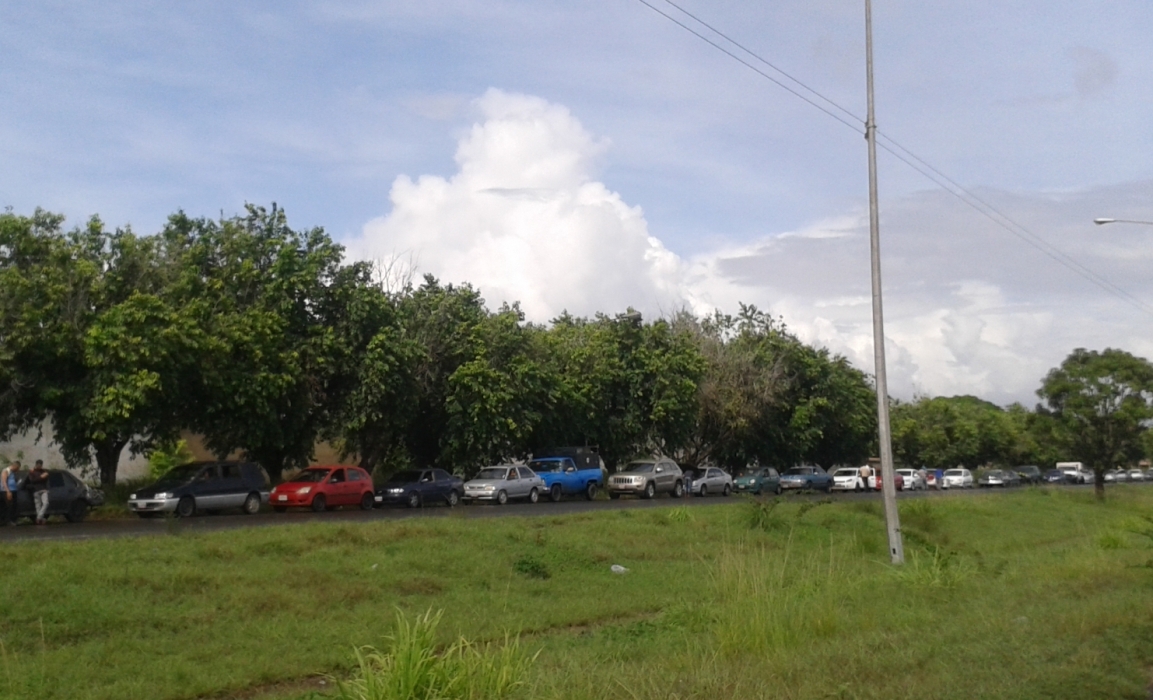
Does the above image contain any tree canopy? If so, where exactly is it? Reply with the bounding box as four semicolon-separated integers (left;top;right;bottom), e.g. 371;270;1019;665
4;205;1150;487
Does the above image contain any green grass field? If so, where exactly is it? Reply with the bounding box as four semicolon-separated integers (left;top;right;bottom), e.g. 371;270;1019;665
2;488;1153;699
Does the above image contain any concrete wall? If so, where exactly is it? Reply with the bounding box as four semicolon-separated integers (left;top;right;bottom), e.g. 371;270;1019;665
0;423;151;481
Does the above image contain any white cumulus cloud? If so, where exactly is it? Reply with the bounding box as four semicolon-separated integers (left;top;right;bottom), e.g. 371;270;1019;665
351;89;691;320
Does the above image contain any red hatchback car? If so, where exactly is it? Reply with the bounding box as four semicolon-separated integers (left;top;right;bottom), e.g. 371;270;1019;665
271;466;375;512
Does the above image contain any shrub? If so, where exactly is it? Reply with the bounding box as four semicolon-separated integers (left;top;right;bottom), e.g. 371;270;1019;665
147;439;193;480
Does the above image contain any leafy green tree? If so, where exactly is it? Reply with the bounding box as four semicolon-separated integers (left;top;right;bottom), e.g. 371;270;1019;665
891;395;1015;471
324;278;422;474
674;306;875;471
0;210;199;484
1038;348;1153;498
533;310;704;469
159;204;351;480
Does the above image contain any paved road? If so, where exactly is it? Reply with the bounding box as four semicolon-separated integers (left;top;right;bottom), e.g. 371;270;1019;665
0;482;1108;544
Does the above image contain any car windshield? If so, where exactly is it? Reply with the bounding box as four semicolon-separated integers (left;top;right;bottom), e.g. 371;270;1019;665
386;470;424;484
986;471;1004;477
153;463;211;484
287;469;331;483
528;460;562;473
623;462;655;473
945;469;964;476
785;467;812;476
475;468;508;480
834;469;857;477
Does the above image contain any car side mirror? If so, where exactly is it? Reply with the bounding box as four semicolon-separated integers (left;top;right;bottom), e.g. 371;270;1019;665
655;467;663;473
565;467;575;473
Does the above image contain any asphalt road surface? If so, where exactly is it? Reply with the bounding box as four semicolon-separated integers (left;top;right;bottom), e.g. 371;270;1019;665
0;482;1118;544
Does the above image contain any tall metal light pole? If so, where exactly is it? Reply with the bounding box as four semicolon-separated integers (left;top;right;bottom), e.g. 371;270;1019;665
865;0;904;565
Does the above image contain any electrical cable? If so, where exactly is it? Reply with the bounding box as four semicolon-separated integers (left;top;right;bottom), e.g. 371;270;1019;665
634;0;1153;316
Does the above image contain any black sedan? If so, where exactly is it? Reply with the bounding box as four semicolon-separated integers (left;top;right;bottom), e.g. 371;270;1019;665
375;468;463;508
12;469;104;523
1014;465;1042;485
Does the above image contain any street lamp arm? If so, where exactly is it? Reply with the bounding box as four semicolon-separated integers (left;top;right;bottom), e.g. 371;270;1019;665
1094;217;1153;226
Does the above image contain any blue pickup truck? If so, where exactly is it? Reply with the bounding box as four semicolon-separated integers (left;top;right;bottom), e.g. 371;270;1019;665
528;448;605;502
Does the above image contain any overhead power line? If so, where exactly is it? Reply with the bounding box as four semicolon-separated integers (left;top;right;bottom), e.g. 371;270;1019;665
634;0;1153;317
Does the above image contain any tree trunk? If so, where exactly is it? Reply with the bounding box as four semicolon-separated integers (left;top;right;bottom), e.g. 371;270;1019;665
248;447;288;483
95;438;129;487
1094;468;1105;501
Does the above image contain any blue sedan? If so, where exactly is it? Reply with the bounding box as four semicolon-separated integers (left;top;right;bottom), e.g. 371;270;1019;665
779;465;832;492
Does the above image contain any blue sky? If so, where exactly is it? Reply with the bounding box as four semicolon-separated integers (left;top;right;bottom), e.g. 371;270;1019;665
3;1;1152;403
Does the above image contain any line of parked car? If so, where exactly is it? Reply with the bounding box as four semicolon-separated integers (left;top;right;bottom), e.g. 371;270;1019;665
17;452;1150;527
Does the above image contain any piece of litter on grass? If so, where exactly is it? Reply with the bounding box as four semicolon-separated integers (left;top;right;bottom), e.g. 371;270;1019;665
371;563;378;570
611;564;629;574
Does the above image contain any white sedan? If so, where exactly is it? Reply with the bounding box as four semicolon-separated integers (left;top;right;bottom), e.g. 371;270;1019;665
831;467;866;492
941;468;974;489
896;468;927;490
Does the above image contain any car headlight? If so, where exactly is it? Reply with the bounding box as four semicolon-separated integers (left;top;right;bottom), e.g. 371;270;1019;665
482;485;495;491
389;488;403;494
296;486;312;495
130;493;137;500
154;492;172;500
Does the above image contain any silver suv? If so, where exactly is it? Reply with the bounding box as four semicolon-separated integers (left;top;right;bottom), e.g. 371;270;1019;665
607;458;684;499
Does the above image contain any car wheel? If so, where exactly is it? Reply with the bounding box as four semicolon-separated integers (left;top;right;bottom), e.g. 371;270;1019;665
673;480;685;498
273;506;287;513
446;490;460;507
311;494;327;513
698;484;708;497
775;484;783;495
496;490;508;505
528;487;539;504
549;484;563;503
643;481;656;499
176;496;196;518
406;491;421;509
585;482;598;501
722;484;731;497
65;500;89;523
242;492;261;515
609;492;620;500
360;492;374;510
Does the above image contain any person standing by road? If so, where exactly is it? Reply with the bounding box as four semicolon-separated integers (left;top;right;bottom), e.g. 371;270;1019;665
858;463;870;491
1;461;21;525
24;460;49;525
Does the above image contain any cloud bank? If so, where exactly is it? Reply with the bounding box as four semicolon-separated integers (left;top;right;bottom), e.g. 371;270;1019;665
351;90;1153;406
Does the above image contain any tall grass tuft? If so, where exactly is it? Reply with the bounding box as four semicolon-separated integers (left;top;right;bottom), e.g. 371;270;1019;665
334;608;536;700
745;497;783;531
890;545;972;587
710;540;848;656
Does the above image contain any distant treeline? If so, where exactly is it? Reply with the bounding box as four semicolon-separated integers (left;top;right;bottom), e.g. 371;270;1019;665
1;206;1150;485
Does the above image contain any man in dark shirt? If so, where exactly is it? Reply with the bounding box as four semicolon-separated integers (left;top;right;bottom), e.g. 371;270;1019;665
25;460;49;525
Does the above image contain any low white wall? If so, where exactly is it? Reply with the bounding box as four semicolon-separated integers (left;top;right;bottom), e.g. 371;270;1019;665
0;423;151;482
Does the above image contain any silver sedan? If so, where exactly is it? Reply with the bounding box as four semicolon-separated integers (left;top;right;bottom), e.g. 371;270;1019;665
690;467;733;497
463;466;545;505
